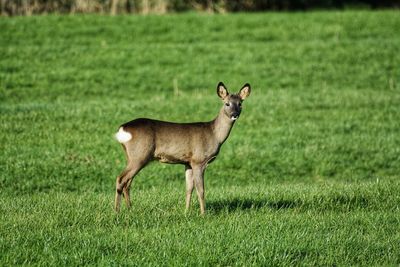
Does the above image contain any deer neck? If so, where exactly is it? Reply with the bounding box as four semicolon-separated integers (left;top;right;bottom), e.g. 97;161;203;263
212;107;235;144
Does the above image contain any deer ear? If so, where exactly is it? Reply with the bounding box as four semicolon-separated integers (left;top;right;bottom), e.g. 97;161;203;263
217;82;229;99
239;83;251;100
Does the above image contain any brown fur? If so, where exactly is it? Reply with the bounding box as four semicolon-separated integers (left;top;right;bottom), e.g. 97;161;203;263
115;82;251;214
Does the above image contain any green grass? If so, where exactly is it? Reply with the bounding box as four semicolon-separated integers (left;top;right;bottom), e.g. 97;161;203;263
1;11;400;265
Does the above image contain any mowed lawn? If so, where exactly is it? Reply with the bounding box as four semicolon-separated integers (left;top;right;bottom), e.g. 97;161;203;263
1;11;400;265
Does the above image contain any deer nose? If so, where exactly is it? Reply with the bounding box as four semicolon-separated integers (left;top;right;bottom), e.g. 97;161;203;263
231;113;240;121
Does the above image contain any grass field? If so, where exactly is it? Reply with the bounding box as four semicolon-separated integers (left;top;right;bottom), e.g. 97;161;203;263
1;10;400;265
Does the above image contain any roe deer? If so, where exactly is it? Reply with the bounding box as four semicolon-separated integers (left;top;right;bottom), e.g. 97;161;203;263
114;82;251;214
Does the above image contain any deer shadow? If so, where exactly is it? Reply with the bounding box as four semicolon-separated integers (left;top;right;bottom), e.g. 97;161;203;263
207;197;302;214
207;193;371;214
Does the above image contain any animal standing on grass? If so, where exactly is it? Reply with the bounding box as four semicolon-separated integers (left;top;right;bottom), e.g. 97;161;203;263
114;82;251;214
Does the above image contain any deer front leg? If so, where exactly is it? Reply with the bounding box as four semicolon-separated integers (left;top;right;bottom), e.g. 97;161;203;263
193;165;206;215
185;165;194;212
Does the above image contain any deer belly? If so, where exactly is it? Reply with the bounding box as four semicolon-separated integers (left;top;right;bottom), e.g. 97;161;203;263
154;152;192;164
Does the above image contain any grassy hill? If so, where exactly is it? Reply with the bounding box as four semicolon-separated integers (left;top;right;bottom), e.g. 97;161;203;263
1;11;399;265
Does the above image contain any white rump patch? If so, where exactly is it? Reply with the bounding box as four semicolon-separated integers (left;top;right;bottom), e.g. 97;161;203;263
115;127;132;143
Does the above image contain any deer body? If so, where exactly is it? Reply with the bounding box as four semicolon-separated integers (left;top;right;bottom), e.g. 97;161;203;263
114;82;251;214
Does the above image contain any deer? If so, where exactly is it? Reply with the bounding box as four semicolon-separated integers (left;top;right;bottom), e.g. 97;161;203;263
114;82;251;215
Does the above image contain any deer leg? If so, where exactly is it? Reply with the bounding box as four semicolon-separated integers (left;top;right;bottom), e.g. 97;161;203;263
115;168;129;212
185;165;194;212
123;177;134;209
115;163;142;212
193;165;206;215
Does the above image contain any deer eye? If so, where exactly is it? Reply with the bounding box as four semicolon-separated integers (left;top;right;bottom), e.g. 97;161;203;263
239;102;242;107
225;102;230;106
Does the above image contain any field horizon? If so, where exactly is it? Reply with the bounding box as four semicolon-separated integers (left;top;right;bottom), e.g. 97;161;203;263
1;10;400;265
